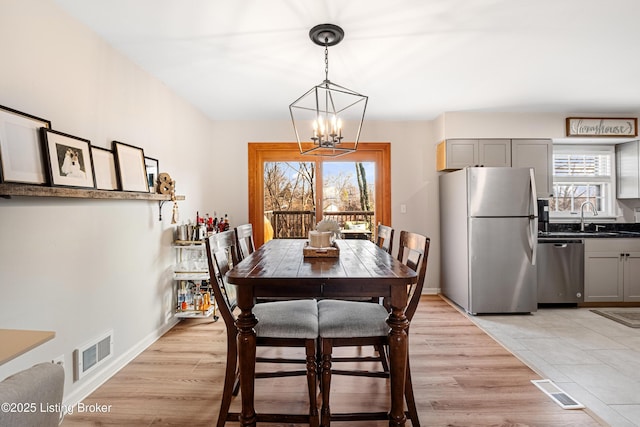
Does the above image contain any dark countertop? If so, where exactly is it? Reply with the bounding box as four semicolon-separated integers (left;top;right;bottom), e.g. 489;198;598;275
538;231;640;240
539;223;640;239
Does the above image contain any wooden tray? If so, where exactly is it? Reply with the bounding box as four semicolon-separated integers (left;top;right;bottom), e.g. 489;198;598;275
303;241;340;258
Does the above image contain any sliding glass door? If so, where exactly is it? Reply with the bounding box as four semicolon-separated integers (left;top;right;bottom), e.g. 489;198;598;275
248;143;390;247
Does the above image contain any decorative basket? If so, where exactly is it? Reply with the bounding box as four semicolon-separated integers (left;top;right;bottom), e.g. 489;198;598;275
303;241;340;258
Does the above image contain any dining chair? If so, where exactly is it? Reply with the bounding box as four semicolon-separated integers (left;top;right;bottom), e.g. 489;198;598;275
235;222;290;304
234;223;255;261
317;230;430;426
205;230;320;427
376;223;394;254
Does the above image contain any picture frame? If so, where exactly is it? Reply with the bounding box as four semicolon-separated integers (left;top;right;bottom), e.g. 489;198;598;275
566;117;638;137
0;105;51;184
91;146;119;191
41;128;95;189
112;141;149;192
144;156;159;193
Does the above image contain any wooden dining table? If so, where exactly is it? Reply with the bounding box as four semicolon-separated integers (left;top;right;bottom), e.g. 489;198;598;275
226;238;418;427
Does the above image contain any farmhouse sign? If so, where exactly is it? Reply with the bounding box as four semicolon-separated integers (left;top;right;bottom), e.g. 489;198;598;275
566;117;638;137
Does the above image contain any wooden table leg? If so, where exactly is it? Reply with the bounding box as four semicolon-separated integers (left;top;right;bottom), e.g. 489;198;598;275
387;288;409;427
237;292;258;427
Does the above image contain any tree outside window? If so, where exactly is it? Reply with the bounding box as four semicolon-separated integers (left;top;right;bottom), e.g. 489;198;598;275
263;161;376;238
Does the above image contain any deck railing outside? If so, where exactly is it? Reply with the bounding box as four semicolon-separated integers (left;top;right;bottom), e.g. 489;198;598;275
265;210;375;239
265;210;316;239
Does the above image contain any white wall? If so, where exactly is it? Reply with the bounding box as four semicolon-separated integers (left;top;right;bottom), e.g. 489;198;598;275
0;0;213;404
437;111;565;139
206;120;441;291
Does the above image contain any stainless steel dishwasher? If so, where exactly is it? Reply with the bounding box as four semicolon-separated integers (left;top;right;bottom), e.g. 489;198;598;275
537;239;584;304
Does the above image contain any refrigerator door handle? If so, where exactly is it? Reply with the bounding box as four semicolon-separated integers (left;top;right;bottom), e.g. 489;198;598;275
530;168;538;218
530;215;538;266
529;168;538;266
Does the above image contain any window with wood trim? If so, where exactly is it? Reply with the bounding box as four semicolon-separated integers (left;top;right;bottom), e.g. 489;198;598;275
248;143;391;248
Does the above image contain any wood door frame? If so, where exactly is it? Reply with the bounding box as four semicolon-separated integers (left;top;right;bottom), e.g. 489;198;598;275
248;142;391;248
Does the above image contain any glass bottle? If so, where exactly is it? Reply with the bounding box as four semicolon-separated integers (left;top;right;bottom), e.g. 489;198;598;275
193;291;203;312
179;282;187;311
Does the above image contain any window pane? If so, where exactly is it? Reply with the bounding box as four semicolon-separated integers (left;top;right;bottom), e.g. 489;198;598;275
552;182;605;213
322;162;376;231
263;161;315;239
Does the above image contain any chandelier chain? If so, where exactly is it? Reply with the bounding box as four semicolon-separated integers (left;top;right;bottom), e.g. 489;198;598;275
324;43;329;82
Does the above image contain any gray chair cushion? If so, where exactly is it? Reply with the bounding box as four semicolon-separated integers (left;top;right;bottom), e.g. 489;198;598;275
318;299;389;338
0;362;64;427
254;299;318;339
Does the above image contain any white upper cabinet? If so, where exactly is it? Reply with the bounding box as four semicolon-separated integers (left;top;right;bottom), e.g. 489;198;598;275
479;139;512;167
437;139;510;171
441;139;478;170
616;140;640;199
511;139;554;199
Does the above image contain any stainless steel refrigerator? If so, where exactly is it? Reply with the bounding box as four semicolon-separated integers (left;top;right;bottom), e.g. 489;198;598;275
440;167;538;314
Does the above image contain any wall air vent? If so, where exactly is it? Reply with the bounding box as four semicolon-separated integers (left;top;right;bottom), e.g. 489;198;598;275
74;330;113;381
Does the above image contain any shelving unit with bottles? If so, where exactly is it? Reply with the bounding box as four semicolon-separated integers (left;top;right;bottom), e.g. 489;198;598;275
173;241;217;319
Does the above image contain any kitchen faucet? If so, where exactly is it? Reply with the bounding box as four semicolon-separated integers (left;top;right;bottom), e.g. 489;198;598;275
580;201;598;231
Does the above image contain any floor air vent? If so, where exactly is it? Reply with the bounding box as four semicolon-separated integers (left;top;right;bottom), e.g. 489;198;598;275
74;330;113;381
531;379;585;409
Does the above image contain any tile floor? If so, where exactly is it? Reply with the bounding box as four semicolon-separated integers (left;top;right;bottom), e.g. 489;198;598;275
468;306;640;427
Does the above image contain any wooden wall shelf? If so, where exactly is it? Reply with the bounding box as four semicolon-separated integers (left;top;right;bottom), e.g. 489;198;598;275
0;183;185;201
0;183;186;221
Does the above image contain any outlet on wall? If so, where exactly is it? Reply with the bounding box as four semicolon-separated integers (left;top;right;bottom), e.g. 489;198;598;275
52;355;64;369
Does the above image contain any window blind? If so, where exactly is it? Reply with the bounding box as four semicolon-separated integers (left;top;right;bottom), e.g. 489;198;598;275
553;154;611;177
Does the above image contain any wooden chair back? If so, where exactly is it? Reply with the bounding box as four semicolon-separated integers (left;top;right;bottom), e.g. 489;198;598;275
376;224;394;254
397;230;430;322
235;223;255;261
205;230;240;328
205;229;319;426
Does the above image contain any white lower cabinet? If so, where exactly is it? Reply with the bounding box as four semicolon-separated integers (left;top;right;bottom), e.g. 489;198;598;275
584;239;640;302
623;252;640;301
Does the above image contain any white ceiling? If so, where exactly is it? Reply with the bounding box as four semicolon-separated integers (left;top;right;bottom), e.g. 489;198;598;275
54;0;640;122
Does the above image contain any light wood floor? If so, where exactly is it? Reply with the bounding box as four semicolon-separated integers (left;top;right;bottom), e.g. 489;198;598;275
62;295;605;426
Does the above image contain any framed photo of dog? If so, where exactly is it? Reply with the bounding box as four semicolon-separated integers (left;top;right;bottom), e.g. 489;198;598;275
0;105;51;184
41;129;95;189
113;141;149;192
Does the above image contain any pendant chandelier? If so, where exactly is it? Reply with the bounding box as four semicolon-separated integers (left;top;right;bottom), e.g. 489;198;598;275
289;24;368;157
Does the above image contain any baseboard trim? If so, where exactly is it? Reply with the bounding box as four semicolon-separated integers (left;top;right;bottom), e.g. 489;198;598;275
62;317;180;409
